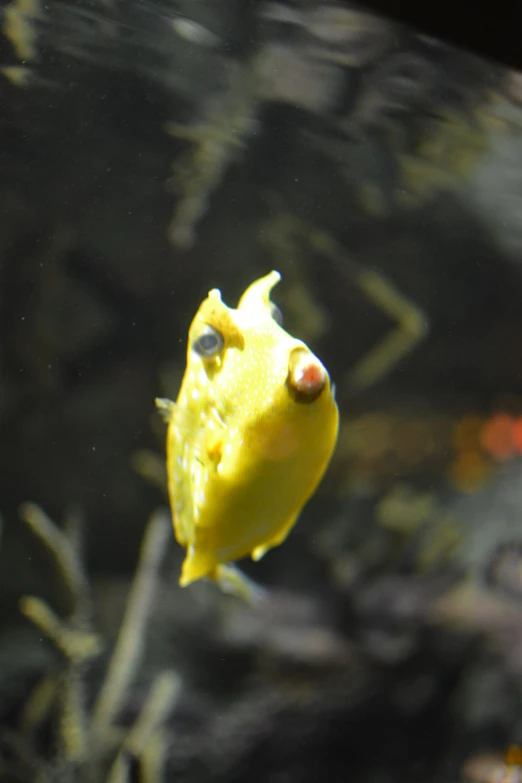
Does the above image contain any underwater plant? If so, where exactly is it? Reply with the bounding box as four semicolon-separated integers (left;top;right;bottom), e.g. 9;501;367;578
0;503;179;783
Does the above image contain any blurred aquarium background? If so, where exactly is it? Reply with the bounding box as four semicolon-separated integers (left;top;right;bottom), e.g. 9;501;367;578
2;1;522;781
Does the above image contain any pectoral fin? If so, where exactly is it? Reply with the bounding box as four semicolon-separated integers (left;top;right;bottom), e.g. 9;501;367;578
155;397;176;423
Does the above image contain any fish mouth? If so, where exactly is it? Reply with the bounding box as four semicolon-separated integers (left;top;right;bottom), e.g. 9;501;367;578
286;347;328;404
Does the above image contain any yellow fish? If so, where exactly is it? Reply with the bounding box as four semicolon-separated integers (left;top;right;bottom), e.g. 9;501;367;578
156;271;339;598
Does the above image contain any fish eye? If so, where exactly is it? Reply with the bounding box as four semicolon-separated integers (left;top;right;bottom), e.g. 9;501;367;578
192;325;224;357
270;302;283;327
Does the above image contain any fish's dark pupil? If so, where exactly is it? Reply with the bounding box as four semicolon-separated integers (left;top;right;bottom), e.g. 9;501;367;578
270;303;283;327
193;326;224;357
199;334;218;351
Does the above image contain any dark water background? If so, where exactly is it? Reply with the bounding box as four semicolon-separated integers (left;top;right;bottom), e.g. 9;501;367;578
1;2;522;781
